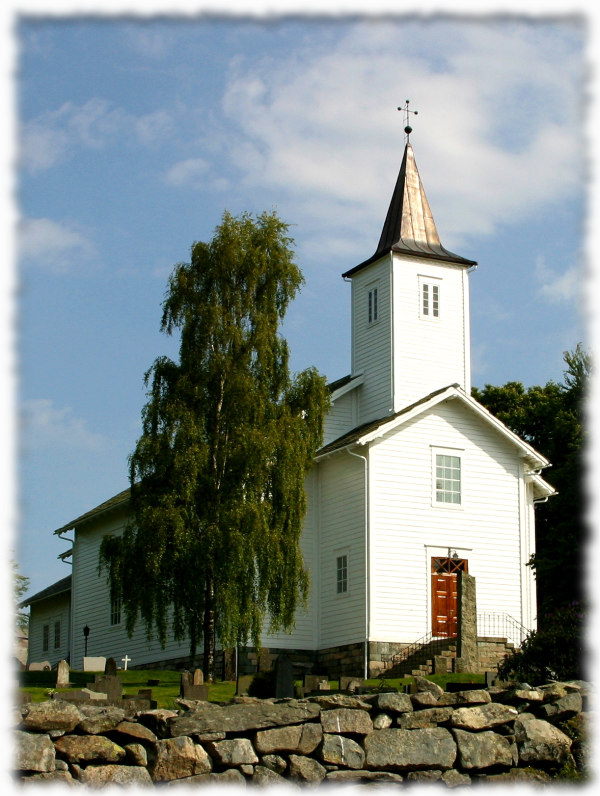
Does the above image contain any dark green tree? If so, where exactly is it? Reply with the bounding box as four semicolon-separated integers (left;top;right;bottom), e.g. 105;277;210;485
472;344;591;621
100;211;330;679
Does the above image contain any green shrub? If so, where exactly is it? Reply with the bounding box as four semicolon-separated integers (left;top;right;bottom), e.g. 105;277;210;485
498;603;585;684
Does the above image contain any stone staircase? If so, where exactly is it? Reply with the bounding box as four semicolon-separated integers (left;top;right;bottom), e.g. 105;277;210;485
383;638;458;679
383;635;517;679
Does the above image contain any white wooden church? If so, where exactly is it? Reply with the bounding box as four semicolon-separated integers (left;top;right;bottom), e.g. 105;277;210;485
24;139;555;678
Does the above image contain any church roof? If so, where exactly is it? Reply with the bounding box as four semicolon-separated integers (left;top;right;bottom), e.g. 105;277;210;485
343;143;476;278
20;574;72;608
53;487;131;536
316;383;555;482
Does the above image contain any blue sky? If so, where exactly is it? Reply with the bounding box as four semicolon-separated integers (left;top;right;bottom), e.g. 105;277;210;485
9;6;590;599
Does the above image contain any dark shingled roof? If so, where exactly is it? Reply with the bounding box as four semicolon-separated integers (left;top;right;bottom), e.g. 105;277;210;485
20;575;72;608
343;144;476;278
317;384;457;458
53;487;131;536
328;374;353;393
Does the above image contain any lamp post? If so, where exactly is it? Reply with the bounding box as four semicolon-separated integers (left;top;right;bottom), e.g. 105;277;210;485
83;625;90;658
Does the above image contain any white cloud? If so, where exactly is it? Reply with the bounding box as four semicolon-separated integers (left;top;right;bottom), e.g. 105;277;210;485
164;157;210;187
535;255;582;304
18;217;97;273
20;399;108;453
21;98;175;173
216;19;584;253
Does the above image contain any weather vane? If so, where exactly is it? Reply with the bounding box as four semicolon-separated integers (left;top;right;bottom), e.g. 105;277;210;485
398;99;418;142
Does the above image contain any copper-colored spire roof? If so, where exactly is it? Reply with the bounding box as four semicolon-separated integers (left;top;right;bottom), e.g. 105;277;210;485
343;144;476;277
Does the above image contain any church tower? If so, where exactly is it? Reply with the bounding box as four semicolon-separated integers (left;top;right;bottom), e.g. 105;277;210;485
342;141;477;426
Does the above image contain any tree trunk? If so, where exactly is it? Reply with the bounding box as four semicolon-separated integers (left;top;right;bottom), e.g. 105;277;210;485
203;579;215;681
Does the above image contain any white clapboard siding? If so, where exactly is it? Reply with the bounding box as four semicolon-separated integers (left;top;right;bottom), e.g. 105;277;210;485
367;397;533;644
323;390;355;446
351;258;393;425
28;594;71;668
392;255;470;409
316;452;366;649
71;508;189;670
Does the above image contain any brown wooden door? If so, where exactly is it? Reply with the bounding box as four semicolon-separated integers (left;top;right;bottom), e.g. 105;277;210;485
431;557;468;637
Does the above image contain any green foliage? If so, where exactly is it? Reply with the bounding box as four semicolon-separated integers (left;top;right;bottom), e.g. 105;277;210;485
13;559;30;632
99;211;330;678
472;344;591;619
497;602;585;684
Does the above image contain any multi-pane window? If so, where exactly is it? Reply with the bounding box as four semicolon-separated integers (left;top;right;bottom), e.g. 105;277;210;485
336;554;348;594
42;624;49;653
436;454;461;504
422;281;440;317
111;595;122;626
54;620;61;649
368;286;378;324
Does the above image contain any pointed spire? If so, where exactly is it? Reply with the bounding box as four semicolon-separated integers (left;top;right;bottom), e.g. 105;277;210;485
343;143;476;278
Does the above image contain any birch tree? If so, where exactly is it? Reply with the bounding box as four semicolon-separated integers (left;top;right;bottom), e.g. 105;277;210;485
100;211;329;678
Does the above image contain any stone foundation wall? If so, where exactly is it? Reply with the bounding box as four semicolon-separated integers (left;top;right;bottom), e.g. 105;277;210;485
15;678;590;786
136;636;517;682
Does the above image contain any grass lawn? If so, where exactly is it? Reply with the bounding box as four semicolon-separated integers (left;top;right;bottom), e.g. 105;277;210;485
19;669;485;709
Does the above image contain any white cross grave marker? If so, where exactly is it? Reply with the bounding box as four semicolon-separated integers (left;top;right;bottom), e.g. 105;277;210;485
122;655;131;671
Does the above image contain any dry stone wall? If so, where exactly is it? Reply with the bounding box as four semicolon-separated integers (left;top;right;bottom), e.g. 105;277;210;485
14;677;590;786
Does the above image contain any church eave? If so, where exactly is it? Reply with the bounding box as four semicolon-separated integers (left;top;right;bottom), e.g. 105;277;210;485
342;245;476;279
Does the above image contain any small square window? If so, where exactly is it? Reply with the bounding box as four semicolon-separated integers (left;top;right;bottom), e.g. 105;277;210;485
336;555;348;594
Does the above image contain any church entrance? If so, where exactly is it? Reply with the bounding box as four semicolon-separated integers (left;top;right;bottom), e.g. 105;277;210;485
431;556;468;637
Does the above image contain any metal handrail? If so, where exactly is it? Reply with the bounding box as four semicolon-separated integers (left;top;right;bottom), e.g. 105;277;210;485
387;630;457;669
477;612;530;647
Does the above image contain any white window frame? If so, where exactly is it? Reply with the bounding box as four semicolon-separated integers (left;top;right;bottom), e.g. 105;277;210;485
110;595;122;626
367;283;379;325
431;446;464;508
336;552;349;595
419;276;441;319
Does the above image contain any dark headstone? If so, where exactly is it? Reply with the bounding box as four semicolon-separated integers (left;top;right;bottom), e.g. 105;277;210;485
304;674;328;692
180;671;192;698
104;657;118;676
236;674;254;696
88;674;122;701
183;683;209;701
274;654;294;699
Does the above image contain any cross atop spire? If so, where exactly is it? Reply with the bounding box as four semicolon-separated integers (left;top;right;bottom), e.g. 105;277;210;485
398;100;418;143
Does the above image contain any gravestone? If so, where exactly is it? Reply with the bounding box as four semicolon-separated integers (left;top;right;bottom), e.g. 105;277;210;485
28;661;51;672
83;656;106;672
304;674;328;692
274;654;294;699
193;668;204;685
104;657;117;676
180;670;208;701
341;676;364;693
88;674;122;701
236;674;254;696
56;660;71;688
